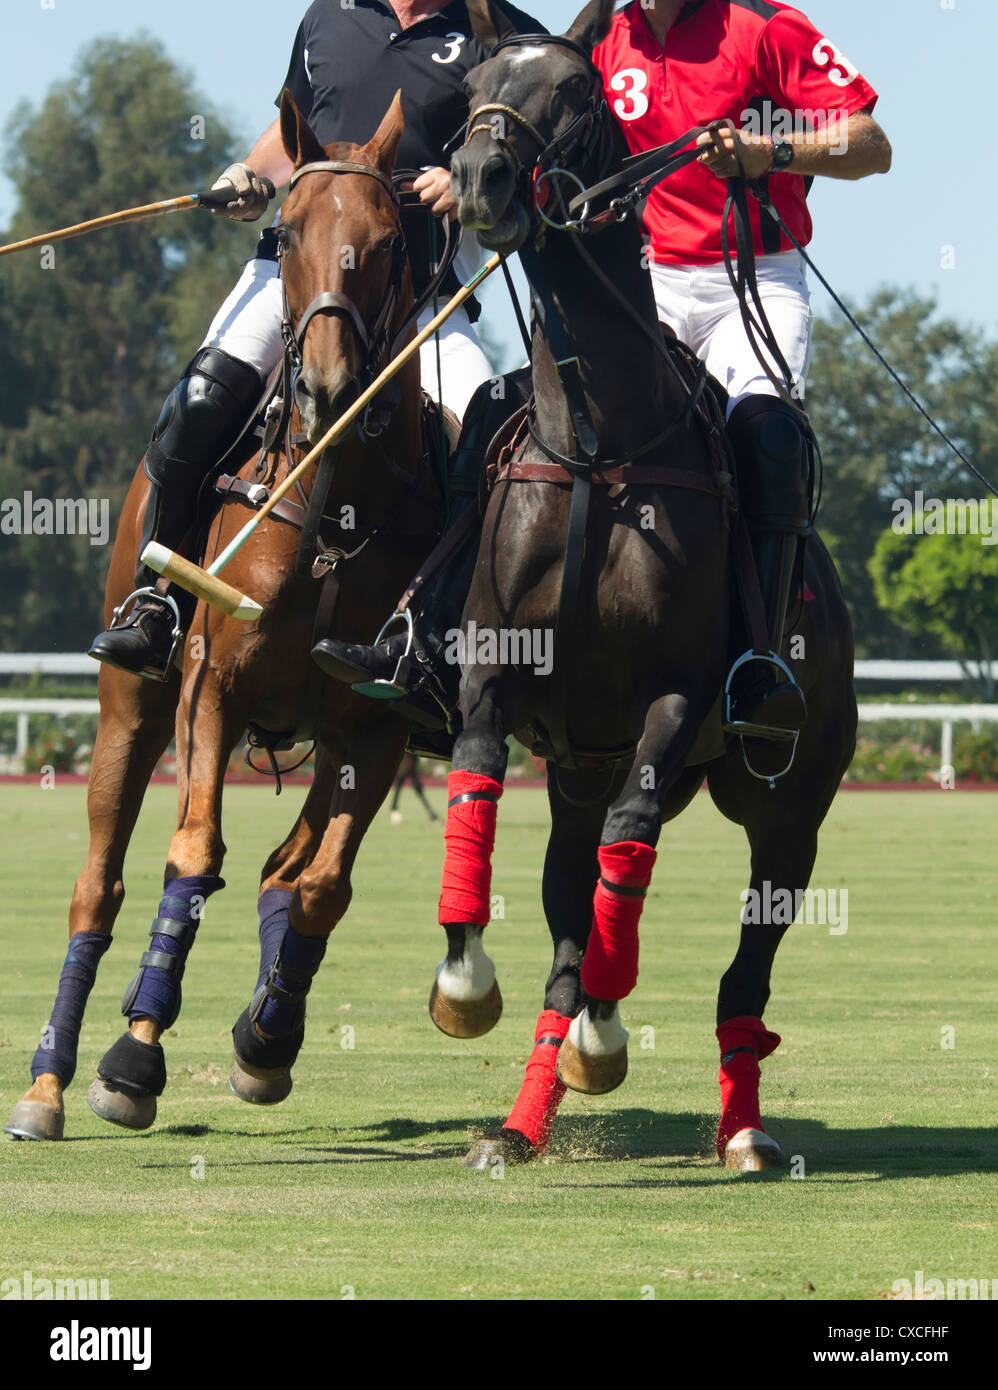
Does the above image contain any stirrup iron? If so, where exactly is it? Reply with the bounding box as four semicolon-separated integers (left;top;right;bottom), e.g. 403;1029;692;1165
351;609;414;700
107;587;183;682
722;649;800;789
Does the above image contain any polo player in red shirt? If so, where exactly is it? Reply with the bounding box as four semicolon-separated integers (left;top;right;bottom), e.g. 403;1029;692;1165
595;0;890;727
318;0;890;734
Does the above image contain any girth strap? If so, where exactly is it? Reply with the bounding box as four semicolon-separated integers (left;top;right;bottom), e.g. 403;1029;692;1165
495;459;732;497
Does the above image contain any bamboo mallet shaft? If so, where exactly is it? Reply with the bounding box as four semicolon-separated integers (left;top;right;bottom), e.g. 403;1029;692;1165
0;195;200;258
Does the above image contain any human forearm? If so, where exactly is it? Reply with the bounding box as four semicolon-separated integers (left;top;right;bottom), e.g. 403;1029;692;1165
698;109;892;182
773;111;892;180
243;118;295;190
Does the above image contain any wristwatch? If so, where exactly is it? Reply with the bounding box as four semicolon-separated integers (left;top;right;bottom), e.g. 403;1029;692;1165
771;139;794;172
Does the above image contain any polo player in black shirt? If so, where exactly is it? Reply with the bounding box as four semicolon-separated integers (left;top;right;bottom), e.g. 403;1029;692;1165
90;0;540;681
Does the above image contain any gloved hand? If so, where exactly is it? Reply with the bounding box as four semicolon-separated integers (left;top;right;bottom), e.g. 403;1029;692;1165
210;163;273;222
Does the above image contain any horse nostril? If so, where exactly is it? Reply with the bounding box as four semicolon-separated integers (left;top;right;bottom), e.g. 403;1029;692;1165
481;153;508;187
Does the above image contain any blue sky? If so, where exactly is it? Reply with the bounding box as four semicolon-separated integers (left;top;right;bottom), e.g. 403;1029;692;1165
1;0;994;359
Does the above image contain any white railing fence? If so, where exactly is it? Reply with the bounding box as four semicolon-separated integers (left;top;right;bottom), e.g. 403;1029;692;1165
2;694;996;779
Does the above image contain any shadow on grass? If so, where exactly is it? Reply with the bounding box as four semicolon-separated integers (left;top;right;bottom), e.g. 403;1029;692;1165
129;1109;998;1182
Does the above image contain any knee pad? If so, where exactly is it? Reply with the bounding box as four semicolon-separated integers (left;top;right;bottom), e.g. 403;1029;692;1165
145;348;262;486
727;396;812;535
449;365;533;495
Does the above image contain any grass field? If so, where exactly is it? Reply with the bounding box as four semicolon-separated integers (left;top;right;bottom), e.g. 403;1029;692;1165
0;781;996;1301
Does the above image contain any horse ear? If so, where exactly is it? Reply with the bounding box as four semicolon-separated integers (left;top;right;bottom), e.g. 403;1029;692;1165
466;0;521;52
565;0;616;52
279;88;326;170
366;91;405;173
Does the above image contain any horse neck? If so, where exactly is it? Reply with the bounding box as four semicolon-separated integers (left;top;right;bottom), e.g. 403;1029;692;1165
521;219;679;461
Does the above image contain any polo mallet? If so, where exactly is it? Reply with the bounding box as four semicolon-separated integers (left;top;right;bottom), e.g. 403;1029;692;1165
142;251;503;618
0;180;276;259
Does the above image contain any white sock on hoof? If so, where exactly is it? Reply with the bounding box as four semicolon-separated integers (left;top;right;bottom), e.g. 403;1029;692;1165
567;1004;628;1057
435;925;496;1001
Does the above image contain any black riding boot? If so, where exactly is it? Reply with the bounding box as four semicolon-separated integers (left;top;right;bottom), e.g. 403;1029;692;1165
89;348;263;679
725;395;811;732
311;369;532;712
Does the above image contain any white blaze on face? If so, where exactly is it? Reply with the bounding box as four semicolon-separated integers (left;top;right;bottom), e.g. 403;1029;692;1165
508;45;549;66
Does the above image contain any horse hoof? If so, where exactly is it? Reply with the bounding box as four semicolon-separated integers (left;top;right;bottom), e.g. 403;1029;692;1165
4;1099;65;1142
86;1079;157;1131
463;1128;536;1169
228;1056;293;1105
723;1128;783;1171
429;979;503;1039
555;1007;628;1095
556;1035;628;1095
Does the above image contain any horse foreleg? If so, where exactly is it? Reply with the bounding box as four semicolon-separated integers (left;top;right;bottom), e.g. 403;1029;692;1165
558;690;713;1096
226;748;339;1104
464;764;618;1169
711;803;819;1171
229;716;406;1103
429;675;509;1040
86;665;244;1131
5;665;176;1142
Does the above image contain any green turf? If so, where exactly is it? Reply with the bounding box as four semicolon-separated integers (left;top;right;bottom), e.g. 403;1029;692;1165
0;781;995;1300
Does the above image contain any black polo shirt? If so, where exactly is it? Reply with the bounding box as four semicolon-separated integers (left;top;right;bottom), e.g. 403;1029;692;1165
276;0;544;298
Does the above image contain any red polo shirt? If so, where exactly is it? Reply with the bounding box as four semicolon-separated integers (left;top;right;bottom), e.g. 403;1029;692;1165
592;0;879;266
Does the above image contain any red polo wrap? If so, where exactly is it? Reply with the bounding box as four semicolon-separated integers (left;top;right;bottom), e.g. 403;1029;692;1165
716;1014;782;1157
504;1009;571;1151
580;841;657;1000
438;771;503;925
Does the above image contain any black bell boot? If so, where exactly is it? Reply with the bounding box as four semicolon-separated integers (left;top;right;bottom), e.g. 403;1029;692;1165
725;395;811;734
89;348;263;680
312;368;533;709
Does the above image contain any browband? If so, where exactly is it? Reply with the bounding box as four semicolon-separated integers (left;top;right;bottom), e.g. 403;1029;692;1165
289;160;396;200
491;32;598;72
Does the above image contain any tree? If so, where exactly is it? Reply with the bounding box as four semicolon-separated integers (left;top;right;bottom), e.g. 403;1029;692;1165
0;34;259;650
805;290;998;659
869;519;998;699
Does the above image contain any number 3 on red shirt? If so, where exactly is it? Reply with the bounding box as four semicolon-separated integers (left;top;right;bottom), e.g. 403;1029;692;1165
608;67;649;121
811;37;859;88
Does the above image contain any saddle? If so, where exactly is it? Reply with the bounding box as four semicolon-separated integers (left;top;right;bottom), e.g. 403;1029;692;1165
194;385;451;785
477;339;794;773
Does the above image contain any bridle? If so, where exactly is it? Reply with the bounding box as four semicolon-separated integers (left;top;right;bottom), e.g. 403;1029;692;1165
278;159;409;403
463;33;613;233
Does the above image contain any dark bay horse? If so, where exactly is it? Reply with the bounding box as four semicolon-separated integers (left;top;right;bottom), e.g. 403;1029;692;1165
5;93;444;1139
431;0;856;1170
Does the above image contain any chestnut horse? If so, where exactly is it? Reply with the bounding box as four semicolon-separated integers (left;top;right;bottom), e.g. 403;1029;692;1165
5;93;445;1139
431;0;856;1171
